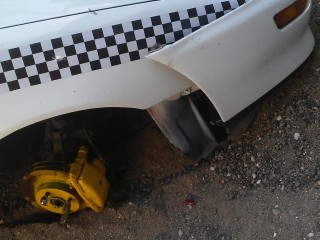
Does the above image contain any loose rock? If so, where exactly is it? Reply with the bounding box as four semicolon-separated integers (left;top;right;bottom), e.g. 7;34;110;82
294;133;300;140
272;209;280;215
225;191;239;201
308;232;314;237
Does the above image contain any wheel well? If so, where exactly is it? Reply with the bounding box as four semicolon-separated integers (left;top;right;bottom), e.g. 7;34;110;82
0;108;153;163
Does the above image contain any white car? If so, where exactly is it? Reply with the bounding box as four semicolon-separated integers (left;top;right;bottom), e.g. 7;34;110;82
0;0;315;159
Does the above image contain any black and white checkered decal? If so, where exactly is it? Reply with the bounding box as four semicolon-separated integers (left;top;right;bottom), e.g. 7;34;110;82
0;0;246;94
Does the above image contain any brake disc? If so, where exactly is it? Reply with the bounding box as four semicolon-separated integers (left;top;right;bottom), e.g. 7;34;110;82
20;146;110;223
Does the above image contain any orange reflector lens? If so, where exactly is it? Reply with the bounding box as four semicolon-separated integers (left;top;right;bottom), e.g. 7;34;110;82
274;0;308;29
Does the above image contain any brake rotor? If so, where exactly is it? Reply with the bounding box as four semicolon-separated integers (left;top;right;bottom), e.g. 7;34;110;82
21;161;81;214
20;147;110;223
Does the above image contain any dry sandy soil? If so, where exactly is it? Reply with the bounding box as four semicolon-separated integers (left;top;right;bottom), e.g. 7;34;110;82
1;2;320;240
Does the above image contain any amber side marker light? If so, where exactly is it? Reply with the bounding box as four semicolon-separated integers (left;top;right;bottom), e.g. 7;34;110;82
274;0;308;29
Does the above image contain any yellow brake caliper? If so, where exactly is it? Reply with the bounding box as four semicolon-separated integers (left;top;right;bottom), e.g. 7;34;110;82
21;146;110;223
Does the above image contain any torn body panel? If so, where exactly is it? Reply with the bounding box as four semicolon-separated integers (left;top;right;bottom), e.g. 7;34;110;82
148;96;218;160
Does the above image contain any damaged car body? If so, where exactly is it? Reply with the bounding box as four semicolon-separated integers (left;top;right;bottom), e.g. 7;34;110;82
0;0;314;159
0;0;315;221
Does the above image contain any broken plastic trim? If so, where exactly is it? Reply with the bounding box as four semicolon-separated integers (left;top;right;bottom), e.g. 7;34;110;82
147;93;219;160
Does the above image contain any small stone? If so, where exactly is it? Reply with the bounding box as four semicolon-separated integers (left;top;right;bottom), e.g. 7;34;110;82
256;180;261;184
276;116;282;121
317;181;320;186
178;229;183;237
316;68;320;72
210;166;215;171
281;186;285;191
218;234;231;240
252;173;257;179
294;133;300;140
99;226;104;231
213;208;218;215
225;191;238;201
128;201;134;206
273;233;277;237
308;233;314;237
272;208;280;215
250;165;258;173
66;224;71;229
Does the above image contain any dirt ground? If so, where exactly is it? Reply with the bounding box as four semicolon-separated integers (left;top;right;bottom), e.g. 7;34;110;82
1;2;320;240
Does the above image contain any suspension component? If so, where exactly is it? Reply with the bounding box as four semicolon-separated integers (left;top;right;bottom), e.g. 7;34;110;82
21;146;110;221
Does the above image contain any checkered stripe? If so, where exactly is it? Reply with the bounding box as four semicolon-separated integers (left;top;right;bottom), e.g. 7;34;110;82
0;0;246;94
